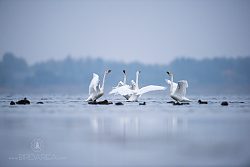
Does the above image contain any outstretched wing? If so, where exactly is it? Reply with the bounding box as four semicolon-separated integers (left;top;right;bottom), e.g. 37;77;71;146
137;85;166;95
109;85;134;96
174;80;188;97
89;73;100;95
165;79;178;93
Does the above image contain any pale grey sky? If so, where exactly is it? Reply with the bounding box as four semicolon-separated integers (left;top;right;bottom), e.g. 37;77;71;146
0;0;250;64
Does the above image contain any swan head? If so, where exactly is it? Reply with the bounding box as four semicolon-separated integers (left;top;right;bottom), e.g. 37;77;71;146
123;70;126;74
106;69;111;74
167;71;173;76
136;70;141;75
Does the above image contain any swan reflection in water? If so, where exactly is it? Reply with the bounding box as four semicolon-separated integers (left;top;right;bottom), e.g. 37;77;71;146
89;115;187;141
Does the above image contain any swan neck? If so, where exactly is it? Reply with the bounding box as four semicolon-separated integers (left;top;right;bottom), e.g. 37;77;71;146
123;73;127;84
170;74;174;94
101;72;107;90
136;72;139;89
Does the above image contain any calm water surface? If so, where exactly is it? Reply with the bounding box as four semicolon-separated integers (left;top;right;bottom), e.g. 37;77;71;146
0;94;250;167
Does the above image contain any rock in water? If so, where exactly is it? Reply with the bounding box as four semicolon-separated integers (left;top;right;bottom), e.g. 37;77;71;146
97;100;113;105
173;102;190;106
10;101;15;105
115;102;124;105
36;102;44;104
88;101;97;105
16;98;30;105
88;100;113;105
139;102;146;105
229;101;244;103
221;101;229;106
198;99;208;104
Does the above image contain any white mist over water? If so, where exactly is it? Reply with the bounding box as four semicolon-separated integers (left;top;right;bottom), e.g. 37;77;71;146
0;94;250;166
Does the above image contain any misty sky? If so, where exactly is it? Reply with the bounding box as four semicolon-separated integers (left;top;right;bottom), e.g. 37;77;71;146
0;0;250;65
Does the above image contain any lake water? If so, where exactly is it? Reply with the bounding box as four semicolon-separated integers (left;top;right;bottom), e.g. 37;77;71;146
0;94;250;167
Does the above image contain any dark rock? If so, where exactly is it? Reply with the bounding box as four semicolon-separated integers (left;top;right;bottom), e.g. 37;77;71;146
98;100;113;105
221;101;229;106
115;102;124;105
173;102;190;106
88;100;113;105
88;101;97;105
167;101;175;104
16;98;30;105
139;102;146;105
10;101;15;105
198;99;208;104
36;102;44;104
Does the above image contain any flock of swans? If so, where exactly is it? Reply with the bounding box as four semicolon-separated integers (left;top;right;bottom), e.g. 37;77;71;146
86;70;191;103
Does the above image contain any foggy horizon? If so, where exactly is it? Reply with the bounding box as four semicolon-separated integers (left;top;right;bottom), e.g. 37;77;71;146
1;52;249;95
1;52;250;66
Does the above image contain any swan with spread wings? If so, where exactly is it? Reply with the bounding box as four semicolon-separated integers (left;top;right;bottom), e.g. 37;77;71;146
109;71;166;102
86;70;111;101
166;71;191;102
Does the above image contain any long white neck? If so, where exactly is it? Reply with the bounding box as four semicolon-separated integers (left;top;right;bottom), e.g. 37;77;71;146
123;73;127;84
170;74;174;94
135;72;139;89
101;72;107;91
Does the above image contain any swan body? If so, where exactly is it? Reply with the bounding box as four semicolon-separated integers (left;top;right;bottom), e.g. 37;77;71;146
110;71;166;102
86;70;111;101
165;79;178;93
113;70;127;88
110;70;131;100
166;71;191;102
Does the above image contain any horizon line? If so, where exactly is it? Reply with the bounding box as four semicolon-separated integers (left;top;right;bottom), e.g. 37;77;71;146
0;52;250;66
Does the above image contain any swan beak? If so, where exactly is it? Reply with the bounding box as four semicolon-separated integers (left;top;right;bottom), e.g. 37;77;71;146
123;70;126;74
167;71;170;75
107;70;111;73
138;70;141;73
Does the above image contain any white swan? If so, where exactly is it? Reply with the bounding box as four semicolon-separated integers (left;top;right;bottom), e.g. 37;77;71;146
110;70;131;100
165;79;178;94
166;71;191;102
86;70;111;101
110;71;166;102
114;70;127;88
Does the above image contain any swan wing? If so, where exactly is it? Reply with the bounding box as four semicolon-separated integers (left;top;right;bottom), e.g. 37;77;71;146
165;79;178;92
137;85;166;95
113;81;125;88
89;73;100;95
174;80;188;97
109;85;133;96
109;87;119;95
